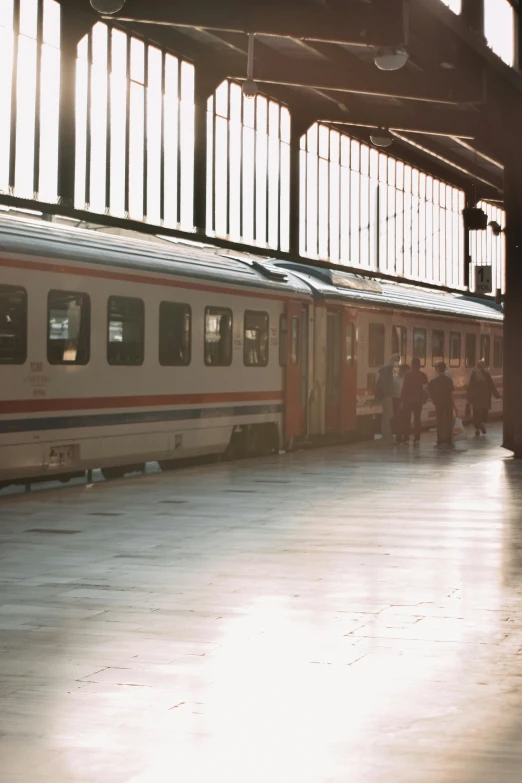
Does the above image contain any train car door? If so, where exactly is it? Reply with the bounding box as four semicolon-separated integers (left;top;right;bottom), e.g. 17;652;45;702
325;309;342;432
341;309;357;433
284;300;308;442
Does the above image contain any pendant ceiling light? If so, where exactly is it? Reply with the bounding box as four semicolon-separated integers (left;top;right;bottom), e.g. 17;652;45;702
370;129;393;148
374;46;409;71
90;0;126;14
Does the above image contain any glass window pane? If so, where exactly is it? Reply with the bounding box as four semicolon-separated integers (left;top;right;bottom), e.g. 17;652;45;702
47;290;90;365
494;336;503;368
345;322;355;365
0;284;27;364
449;331;461;367
413;328;426;367
480;334;491;366
159;302;191;366
392;325;407;364
205;307;232;366
244;310;269;367
432;330;445;365
107;296;144;366
368;322;385;367
291;316;299;365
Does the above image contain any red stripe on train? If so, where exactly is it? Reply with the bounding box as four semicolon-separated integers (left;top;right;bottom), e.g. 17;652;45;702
0;391;284;415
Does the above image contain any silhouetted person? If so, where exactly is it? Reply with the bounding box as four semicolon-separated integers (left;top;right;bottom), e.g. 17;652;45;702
429;361;457;449
400;357;428;445
376;353;400;443
467;359;500;436
392;364;409;443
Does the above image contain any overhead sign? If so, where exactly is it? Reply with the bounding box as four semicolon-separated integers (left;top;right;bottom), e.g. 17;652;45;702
475;265;492;294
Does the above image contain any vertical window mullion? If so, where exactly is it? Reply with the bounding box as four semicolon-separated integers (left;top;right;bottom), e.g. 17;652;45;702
33;0;43;198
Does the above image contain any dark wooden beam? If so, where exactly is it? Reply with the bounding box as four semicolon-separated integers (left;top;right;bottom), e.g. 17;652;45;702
111;0;406;47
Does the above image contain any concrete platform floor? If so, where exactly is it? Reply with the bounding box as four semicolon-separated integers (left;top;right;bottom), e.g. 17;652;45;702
1;423;522;783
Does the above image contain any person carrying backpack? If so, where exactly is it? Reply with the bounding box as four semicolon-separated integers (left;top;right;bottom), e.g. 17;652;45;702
375;353;400;443
400;357;428;445
467;359;500;436
429;361;458;449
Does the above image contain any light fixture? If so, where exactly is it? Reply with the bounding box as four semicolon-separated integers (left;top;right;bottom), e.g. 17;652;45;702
488;220;504;236
374;46;409;71
370;129;393;148
90;0;125;14
242;33;258;100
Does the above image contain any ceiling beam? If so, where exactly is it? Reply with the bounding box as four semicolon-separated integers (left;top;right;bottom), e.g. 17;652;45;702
229;56;484;105
111;0;406;47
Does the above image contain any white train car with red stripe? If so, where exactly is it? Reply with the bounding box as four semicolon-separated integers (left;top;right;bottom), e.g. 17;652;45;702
0;216;503;487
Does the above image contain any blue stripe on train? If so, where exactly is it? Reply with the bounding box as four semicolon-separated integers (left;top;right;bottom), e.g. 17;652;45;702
0;403;283;434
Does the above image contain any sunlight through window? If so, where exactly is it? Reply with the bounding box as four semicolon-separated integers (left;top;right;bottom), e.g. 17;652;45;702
485;0;514;66
440;0;461;13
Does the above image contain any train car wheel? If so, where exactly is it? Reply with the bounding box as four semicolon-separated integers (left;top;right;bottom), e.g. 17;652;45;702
101;466;126;480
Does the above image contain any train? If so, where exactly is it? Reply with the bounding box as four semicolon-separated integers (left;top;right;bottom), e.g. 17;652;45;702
0;214;503;487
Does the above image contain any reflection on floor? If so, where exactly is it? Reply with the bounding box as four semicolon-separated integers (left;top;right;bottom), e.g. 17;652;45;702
1;423;522;782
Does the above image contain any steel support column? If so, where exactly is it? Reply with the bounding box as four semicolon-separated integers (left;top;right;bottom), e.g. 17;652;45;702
57;8;93;207
502;150;522;455
288;113;316;258
461;0;485;37
193;72;223;236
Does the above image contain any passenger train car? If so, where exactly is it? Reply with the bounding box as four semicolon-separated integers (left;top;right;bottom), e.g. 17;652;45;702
0;215;503;487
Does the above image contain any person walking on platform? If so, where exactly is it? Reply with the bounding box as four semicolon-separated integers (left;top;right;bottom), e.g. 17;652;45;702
400;357;428;445
467;359;500;436
429;361;457;449
376;353;400;443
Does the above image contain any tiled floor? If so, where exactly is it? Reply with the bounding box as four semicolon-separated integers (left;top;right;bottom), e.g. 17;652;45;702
1;423;522;782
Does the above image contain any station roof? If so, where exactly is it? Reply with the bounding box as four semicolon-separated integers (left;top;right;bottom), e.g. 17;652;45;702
72;0;519;205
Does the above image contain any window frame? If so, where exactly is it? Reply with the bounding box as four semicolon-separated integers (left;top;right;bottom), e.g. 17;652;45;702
449;331;461;368
480;334;491;367
432;329;445;366
465;333;476;368
243;310;269;367
107;295;145;367
493;335;503;369
413;327;427;367
158;301;192;367
47;289;91;366
204;306;233;367
392;325;407;364
0;284;27;365
368;322;385;368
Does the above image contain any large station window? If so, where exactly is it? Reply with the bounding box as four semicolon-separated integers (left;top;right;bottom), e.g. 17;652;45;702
493;336;503;369
107;296;145;365
413;328;426;367
392;325;407;364
205;307;232;366
465;333;476;368
480;334;491;366
159;302;191;366
368;323;385;367
0;285;27;364
449;331;461;368
244;311;269;367
47;290;90;365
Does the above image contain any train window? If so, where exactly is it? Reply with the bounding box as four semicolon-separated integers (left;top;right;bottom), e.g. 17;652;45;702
47;290;90;365
244;311;269;367
368;323;385;367
465;333;476;368
392;325;407;364
0;284;27;364
413;328;426;367
279;314;287;366
290;316;299;365
449;331;461;368
204;307;232;366
159;302;191;366
107;296;144;366
493;336;503;369
345;322;355;365
432;330;445;365
480;334;491;366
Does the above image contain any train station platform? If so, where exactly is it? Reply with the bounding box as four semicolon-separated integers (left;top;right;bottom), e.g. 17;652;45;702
1;422;522;783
